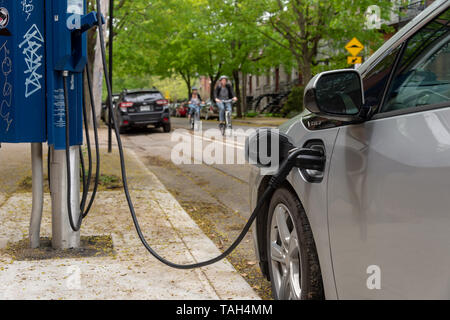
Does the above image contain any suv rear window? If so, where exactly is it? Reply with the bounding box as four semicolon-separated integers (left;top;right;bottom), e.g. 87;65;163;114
125;92;164;102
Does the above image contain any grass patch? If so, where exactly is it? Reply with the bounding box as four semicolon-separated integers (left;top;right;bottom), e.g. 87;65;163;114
98;174;122;190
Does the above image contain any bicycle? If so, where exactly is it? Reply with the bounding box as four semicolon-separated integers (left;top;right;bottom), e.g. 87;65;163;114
218;99;233;136
189;104;202;131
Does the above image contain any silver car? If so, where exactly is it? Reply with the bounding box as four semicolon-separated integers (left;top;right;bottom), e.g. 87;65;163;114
249;1;450;300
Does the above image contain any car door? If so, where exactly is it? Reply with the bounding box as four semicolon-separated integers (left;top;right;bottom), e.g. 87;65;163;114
328;9;450;299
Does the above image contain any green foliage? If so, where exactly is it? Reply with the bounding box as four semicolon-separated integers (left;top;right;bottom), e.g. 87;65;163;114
281;86;305;118
112;0;397;105
258;0;395;83
112;76;188;101
245;111;259;118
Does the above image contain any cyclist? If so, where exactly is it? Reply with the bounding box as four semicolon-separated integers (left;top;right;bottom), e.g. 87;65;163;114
214;76;238;129
188;87;204;129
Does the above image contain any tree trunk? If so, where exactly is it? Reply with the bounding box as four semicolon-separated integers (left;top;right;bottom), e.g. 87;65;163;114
299;60;312;87
85;1;97;126
187;75;191;99
92;0;110;124
210;75;217;103
209;70;222;103
233;70;242;118
241;72;248;116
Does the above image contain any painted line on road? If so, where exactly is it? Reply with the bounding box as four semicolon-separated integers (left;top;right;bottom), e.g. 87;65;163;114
181;132;246;151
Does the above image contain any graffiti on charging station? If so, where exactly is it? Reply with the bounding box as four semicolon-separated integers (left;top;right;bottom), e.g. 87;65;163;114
0;40;12;132
19;24;44;99
21;0;35;21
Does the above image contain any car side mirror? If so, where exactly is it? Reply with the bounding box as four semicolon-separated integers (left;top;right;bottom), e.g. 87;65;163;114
304;69;367;122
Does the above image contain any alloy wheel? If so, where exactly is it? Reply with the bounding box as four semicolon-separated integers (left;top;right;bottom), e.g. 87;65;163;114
270;203;302;300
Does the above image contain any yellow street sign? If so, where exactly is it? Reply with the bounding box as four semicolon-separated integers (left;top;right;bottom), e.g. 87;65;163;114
348;56;363;65
345;38;364;57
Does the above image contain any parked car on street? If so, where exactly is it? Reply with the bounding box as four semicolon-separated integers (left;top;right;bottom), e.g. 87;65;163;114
248;1;450;300
200;99;220;120
168;103;178;117
176;102;190;118
114;89;171;133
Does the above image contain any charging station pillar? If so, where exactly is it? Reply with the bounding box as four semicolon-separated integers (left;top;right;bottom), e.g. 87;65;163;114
0;0;96;249
30;143;44;249
45;0;90;249
50;146;81;249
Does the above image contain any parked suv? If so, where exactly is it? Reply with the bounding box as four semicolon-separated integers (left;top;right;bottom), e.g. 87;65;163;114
248;1;449;300
115;89;171;133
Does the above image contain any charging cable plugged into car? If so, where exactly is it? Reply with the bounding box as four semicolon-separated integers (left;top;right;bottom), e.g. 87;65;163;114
58;0;326;270
56;1;325;270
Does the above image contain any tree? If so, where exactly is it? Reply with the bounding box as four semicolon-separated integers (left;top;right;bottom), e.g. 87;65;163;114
112;0;286;114
85;0;109;123
204;0;287;117
256;0;395;85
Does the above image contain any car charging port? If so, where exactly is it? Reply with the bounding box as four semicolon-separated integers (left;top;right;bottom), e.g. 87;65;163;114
300;141;326;183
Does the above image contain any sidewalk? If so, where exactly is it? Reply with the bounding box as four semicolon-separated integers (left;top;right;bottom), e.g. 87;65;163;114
0;143;259;300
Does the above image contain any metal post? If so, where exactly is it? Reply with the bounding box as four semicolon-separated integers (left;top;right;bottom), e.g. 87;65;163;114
50;146;81;249
30;143;44;249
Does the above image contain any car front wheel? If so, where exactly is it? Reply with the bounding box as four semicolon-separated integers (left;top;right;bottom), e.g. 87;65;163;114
267;187;324;300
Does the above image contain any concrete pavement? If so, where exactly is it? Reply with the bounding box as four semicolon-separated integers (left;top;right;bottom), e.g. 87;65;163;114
0;142;260;300
120;120;274;299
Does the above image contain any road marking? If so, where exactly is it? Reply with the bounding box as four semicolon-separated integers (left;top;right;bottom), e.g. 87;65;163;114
181;132;246;151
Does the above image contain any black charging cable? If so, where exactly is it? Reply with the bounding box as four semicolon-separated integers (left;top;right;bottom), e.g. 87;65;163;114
82;63;101;219
95;0;302;269
62;72;83;232
80;71;93;214
62;65;101;232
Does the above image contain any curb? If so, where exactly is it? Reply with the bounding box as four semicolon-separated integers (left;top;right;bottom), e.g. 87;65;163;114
126;148;261;300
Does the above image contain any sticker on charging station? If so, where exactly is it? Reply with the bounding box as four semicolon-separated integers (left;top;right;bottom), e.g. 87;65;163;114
67;0;84;15
0;8;10;29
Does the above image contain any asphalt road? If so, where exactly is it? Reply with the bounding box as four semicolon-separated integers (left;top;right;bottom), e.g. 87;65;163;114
119;117;275;299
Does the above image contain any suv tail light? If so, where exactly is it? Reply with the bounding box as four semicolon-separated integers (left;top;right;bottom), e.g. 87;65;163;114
120;102;134;112
156;99;169;106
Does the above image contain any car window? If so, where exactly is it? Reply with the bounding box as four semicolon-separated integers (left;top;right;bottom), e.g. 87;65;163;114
363;46;401;110
126;92;163;102
382;9;450;113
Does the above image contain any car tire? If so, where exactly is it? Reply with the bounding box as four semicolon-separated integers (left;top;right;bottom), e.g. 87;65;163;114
266;187;324;300
119;127;127;134
163;123;171;133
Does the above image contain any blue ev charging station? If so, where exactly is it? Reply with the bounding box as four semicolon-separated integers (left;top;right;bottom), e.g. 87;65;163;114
0;1;101;249
0;0;295;271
